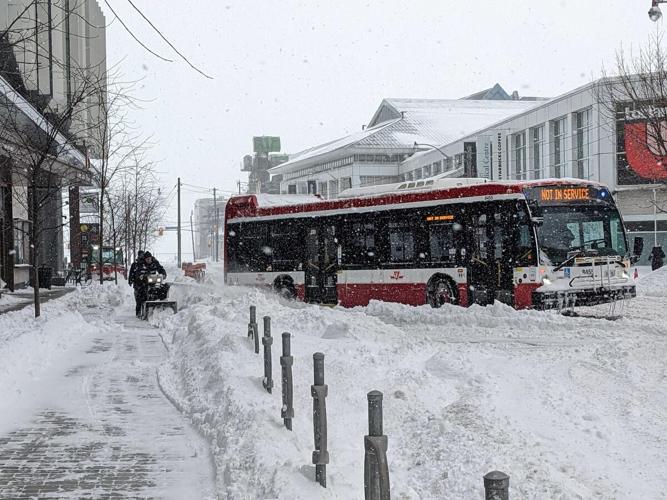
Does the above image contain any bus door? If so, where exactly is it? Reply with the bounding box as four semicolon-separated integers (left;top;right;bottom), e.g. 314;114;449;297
305;223;338;304
469;205;514;305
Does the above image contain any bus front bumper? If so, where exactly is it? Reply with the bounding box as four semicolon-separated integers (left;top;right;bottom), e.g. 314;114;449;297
533;284;636;309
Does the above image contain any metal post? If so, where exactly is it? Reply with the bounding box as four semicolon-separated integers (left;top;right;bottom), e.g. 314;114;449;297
484;471;509;500
190;210;196;261
311;352;329;487
213;188;218;262
248;305;257;340
653;187;658;247
177;177;182;268
280;332;294;430
364;391;390;500
262;316;273;393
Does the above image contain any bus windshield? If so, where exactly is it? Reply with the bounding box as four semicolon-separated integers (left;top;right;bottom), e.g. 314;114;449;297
537;205;628;265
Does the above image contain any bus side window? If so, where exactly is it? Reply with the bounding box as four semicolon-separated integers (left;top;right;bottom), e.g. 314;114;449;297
388;222;415;263
428;223;455;263
343;221;376;267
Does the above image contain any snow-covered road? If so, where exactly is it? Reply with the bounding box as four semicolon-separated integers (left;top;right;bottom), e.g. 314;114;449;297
0;285;215;499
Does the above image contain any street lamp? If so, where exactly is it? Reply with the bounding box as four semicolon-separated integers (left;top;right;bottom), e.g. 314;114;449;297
413;141;450;160
649;0;665;21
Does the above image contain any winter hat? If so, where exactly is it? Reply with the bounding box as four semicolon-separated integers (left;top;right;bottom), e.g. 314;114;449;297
143;251;153;258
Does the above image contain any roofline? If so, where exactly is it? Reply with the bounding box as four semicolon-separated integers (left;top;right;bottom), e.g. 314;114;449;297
268;118;401;175
367;98;399;128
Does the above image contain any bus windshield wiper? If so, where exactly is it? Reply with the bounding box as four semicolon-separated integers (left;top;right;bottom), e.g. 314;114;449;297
553;251;585;272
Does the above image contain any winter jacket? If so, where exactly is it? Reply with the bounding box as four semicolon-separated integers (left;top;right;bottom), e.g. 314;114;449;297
135;259;166;287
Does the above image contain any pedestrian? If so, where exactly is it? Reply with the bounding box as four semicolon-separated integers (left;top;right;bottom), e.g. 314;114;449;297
649;245;665;271
128;250;145;317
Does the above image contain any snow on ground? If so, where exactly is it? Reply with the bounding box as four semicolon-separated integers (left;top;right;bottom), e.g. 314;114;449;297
156;265;667;499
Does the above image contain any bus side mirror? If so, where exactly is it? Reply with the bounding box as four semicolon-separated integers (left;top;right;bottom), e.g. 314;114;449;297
632;236;644;263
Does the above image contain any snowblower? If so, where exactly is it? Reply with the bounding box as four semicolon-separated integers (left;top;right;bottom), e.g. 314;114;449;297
140;271;177;319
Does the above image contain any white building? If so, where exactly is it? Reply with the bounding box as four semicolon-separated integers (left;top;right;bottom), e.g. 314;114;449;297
269;89;541;198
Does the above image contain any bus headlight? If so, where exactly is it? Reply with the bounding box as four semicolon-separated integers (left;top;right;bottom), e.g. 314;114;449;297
542;277;552;285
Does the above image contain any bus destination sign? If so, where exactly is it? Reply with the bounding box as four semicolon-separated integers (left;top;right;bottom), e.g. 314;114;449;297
539;187;590;202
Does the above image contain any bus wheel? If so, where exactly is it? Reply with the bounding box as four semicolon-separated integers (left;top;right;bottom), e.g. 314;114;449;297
428;276;457;308
274;278;296;300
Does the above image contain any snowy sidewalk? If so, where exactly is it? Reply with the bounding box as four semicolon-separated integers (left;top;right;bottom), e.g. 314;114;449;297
0;294;215;499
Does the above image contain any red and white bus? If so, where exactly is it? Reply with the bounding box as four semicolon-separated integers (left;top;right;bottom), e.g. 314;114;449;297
224;178;639;309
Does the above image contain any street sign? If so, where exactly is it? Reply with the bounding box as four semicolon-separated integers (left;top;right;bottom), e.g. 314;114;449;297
253;136;281;154
80;190;99;214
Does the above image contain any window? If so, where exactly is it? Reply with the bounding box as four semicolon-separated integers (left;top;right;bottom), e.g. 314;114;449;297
343;222;376;265
287;184;297;194
270;222;302;271
432;161;442;175
328;180;339;199
512;131;527;179
413;169;422;180
445;157;454;171
388;222;414;262
13;219;30;265
574;109;591;179
423;164;432;178
340;177;352;191
531;126;544;179
551;117;567;177
429;223;455;262
318;181;328;198
454;154;463;170
307;180;317;194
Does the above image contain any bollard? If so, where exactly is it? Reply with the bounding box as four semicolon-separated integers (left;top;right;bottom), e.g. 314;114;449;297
280;332;294;430
248;305;258;343
364;391;390;500
262;316;273;393
253;309;260;354
311;352;329;488
484;471;509;500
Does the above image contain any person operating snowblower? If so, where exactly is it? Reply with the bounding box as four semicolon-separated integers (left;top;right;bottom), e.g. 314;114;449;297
134;251;177;319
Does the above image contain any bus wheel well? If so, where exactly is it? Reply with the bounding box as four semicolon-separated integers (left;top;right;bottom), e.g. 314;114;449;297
427;274;458;308
273;275;297;300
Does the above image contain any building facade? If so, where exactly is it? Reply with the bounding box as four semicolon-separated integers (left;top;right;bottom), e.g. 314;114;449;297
0;1;105;288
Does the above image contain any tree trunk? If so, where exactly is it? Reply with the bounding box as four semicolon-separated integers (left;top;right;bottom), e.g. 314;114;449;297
99;185;104;284
30;180;41;318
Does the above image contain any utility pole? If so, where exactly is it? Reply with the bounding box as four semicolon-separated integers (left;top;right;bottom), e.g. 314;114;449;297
213;187;219;262
190;210;196;261
177;177;182;267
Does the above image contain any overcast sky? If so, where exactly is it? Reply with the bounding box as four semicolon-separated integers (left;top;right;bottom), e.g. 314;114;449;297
103;0;662;261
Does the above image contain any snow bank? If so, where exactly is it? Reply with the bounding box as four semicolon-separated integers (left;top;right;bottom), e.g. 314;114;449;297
158;282;667;499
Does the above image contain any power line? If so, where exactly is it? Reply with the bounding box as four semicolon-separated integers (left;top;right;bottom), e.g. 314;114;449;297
102;0;173;62
125;0;213;79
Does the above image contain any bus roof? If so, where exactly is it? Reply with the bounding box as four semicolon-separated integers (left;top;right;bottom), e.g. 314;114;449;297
225;178;605;222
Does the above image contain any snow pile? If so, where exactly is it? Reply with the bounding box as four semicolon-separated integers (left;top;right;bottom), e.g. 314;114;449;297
158;281;667;499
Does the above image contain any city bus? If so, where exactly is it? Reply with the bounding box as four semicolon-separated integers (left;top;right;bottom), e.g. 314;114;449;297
224;178;639;309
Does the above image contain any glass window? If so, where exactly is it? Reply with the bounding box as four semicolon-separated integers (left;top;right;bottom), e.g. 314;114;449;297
531;126;544;179
537;206;628;265
432;161;442;175
512;131;527;179
343;222;375;265
551;117;567;177
574;109;591;179
388;222;414;262
429;223;454;261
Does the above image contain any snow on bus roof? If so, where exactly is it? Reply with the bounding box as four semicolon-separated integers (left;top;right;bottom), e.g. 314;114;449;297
252;193;324;207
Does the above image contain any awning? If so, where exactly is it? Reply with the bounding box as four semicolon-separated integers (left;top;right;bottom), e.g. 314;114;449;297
0;74;90;184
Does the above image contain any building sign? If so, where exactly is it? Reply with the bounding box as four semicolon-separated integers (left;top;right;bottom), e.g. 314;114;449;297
463;142;477;177
616;102;667;184
539;187;590;202
80;190;99;214
476;135;492;179
253;136;281;154
495;132;504;180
